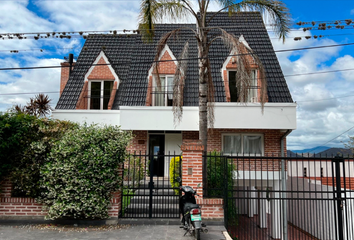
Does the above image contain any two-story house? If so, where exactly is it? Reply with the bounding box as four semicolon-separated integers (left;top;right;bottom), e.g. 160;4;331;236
54;12;296;174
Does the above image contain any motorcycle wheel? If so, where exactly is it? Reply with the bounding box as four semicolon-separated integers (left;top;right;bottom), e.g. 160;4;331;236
196;229;200;240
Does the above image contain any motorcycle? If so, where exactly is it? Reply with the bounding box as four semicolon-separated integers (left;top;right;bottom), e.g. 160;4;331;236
177;177;208;240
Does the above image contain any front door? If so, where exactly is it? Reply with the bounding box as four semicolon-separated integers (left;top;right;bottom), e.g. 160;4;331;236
149;135;165;177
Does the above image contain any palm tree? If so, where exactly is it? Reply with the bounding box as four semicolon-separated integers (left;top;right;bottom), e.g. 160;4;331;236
14;94;52;117
139;0;290;187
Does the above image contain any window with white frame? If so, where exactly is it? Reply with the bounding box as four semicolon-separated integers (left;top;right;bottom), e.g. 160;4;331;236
222;134;263;155
153;75;174;106
89;81;114;110
228;70;257;102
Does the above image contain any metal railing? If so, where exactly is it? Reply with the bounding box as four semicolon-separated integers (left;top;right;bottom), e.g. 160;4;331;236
204;153;354;240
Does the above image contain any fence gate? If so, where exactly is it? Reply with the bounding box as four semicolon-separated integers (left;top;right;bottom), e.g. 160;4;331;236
120;152;182;218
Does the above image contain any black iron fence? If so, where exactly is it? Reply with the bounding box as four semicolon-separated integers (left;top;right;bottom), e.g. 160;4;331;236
205;153;354;240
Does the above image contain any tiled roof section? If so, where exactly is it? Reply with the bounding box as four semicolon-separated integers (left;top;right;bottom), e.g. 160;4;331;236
56;12;292;109
56;34;136;109
114;24;197;108
206;12;293;103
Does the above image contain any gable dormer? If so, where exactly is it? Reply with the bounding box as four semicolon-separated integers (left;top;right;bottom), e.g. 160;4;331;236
221;35;264;103
76;51;120;110
146;45;178;106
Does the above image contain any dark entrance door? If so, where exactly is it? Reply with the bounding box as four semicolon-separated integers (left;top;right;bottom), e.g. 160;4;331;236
149;135;165;177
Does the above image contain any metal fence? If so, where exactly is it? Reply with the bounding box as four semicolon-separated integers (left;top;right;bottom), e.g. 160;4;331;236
205;153;354;240
120;152;182;218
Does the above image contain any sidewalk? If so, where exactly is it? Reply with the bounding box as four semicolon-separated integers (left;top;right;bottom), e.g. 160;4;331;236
0;219;229;240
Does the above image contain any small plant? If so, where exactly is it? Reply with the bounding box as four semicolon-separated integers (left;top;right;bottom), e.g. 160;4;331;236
169;156;182;195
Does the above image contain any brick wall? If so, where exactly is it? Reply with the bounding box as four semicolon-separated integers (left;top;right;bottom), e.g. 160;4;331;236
87;57;115;80
127;130;148;153
0;179;46;217
0;179;122;219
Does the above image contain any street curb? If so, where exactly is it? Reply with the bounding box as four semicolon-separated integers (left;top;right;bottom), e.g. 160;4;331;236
223;231;233;240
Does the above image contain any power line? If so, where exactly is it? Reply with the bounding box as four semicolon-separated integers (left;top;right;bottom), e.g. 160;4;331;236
0;41;354;71
320;125;354;146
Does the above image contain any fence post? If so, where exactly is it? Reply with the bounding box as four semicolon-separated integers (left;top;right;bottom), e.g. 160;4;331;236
333;155;344;240
224;156;228;228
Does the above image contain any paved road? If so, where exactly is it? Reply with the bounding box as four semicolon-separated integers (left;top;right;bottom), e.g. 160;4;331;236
0;221;228;240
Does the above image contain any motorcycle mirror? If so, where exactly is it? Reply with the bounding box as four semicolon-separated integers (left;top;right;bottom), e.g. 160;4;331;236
176;177;181;183
197;183;201;188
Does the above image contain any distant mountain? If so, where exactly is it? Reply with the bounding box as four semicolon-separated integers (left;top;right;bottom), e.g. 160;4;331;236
287;147;353;158
292;146;330;154
317;148;353;156
287;150;303;157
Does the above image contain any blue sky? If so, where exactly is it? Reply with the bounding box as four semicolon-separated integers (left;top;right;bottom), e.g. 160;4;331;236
0;0;354;151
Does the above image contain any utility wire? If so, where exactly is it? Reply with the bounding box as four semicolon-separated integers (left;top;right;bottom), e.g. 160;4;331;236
0;41;353;71
319;125;354;147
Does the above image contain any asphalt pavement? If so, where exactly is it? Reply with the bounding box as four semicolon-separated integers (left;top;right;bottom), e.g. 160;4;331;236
0;219;229;240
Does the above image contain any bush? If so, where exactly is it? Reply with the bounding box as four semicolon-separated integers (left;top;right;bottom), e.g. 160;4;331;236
207;151;238;225
11;119;77;198
38;124;132;220
169;156;182;195
0;112;40;182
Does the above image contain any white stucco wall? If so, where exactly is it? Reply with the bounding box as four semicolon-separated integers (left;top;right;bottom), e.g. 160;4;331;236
52;103;296;131
287;177;354;240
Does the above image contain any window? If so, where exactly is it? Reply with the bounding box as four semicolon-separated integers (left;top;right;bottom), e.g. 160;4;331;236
228;70;257;102
153;76;174;106
222;134;263;155
89;81;113;109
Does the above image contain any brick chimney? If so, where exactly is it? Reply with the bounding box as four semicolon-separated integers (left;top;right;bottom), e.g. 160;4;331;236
60;62;75;96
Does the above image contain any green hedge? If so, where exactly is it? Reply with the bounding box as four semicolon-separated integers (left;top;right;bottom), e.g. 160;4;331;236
38;124;132;220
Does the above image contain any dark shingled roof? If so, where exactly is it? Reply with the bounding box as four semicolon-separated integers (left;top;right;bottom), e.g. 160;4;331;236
56;12;293;110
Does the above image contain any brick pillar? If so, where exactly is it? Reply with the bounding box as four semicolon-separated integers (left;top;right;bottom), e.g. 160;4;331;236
181;140;224;220
181;140;204;197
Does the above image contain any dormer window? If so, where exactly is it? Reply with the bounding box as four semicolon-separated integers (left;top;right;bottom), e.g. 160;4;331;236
153;75;174;106
89;81;114;109
228;70;258;102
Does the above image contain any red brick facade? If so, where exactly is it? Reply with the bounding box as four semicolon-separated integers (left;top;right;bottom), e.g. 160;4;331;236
87;57;115;80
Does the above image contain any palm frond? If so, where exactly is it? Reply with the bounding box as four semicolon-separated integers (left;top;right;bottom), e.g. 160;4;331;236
173;41;189;126
217;29;267;109
139;0;191;42
212;0;290;42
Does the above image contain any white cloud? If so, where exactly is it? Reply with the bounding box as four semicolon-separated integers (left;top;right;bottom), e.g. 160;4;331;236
36;1;140;31
271;30;354;150
0;58;62;112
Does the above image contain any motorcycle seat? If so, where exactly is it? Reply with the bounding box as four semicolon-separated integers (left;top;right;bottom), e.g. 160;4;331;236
184;203;199;211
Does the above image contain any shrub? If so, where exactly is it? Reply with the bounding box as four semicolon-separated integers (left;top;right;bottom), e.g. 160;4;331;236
0;112;40;182
38;124;132;220
169;156;182;195
11;119;77;198
207;151;238;225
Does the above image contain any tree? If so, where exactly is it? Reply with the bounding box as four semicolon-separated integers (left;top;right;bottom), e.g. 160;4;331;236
14;93;52;117
139;0;290;189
